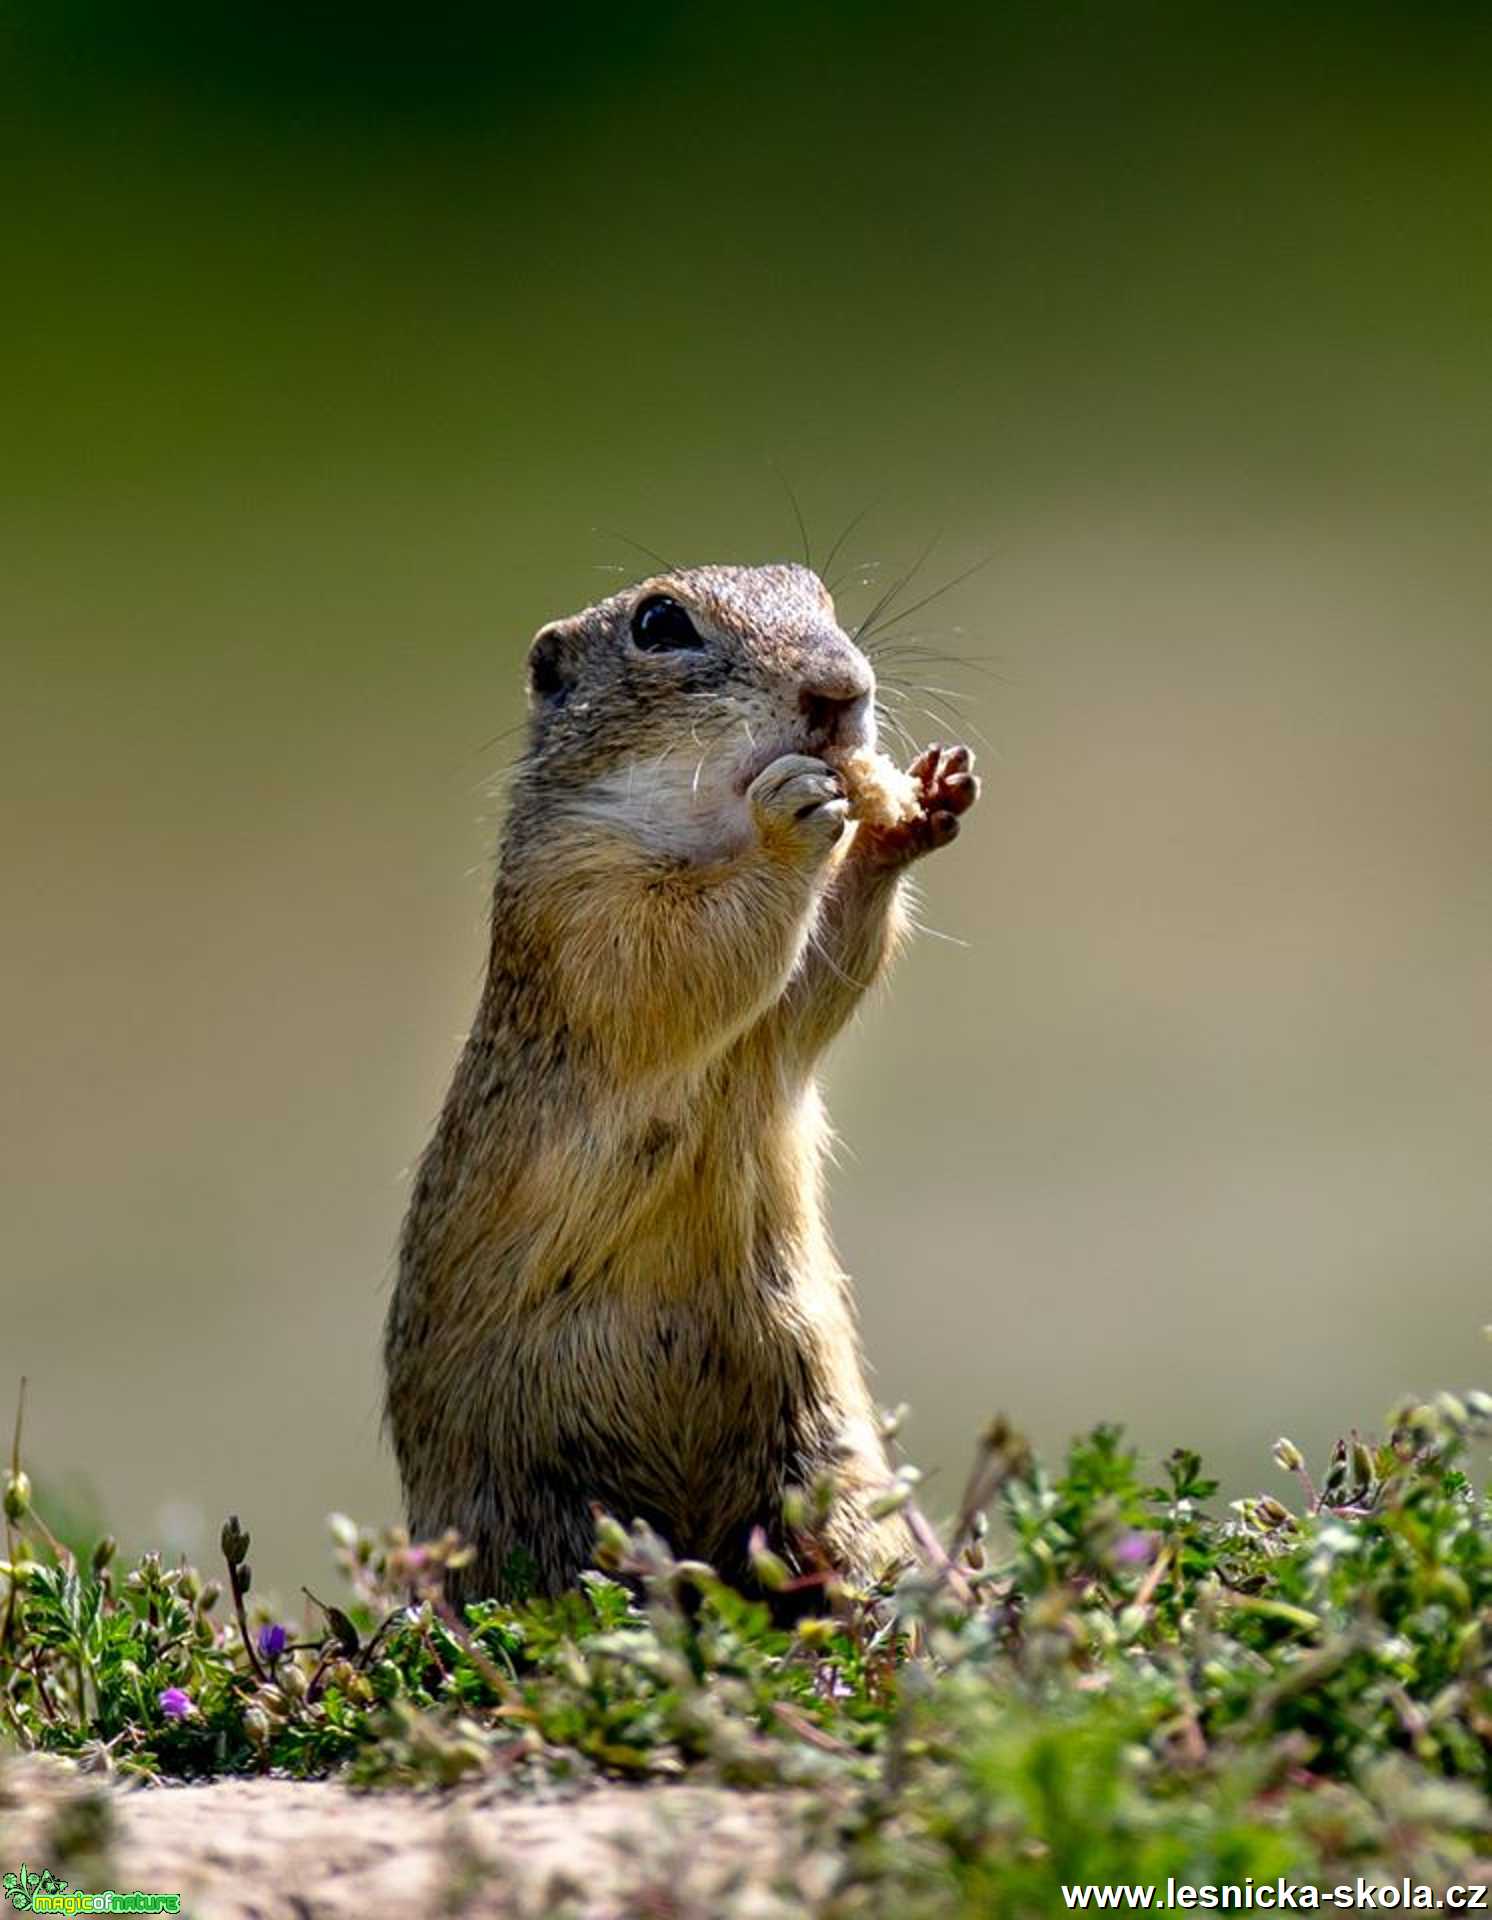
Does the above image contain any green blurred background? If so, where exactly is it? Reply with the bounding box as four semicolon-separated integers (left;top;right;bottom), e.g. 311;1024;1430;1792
4;3;1490;1590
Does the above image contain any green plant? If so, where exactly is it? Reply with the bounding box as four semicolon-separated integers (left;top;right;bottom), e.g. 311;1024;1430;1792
5;1375;1492;1911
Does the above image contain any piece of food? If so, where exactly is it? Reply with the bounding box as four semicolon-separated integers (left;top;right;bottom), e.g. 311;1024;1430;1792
827;745;922;829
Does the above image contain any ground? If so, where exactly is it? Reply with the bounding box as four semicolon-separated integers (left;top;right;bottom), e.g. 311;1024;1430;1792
0;1759;824;1920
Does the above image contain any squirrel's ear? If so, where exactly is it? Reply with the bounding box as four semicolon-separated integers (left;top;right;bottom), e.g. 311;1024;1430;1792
527;621;578;708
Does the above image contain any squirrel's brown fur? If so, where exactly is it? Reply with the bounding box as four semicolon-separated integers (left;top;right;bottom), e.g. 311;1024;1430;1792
384;563;979;1603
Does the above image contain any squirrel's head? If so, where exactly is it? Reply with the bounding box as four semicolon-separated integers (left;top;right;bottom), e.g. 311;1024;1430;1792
520;563;877;859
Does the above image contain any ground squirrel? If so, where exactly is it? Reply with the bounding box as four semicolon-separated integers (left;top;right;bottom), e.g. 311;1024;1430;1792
384;563;980;1604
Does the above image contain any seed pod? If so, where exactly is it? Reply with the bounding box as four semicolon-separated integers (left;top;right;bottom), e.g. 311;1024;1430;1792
325;1607;360;1657
3;1470;31;1525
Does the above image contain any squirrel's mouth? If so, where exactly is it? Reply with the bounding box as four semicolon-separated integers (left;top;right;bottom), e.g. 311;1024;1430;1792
733;735;800;796
731;707;877;798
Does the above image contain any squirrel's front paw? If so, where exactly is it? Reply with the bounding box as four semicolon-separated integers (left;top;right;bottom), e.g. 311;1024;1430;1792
749;754;849;861
855;743;981;868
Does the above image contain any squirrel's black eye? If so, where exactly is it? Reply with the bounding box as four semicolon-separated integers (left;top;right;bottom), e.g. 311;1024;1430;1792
631;594;704;653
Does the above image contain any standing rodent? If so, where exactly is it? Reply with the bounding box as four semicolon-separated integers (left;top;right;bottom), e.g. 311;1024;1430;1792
384;563;979;1605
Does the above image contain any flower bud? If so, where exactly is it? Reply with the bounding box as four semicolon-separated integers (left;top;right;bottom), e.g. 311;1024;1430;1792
1272;1437;1305;1474
748;1530;790;1591
592;1514;629;1570
808;1470;840;1523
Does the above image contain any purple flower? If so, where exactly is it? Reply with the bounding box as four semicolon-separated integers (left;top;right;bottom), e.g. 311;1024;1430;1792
1113;1530;1157;1567
814;1662;854;1702
257;1622;288;1660
158;1686;193;1719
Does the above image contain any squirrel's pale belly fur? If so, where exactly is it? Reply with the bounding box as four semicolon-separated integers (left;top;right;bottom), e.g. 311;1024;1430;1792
384;562;979;1604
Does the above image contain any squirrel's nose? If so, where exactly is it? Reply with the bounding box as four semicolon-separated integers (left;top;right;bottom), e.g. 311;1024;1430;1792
802;648;873;705
797;637;875;747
